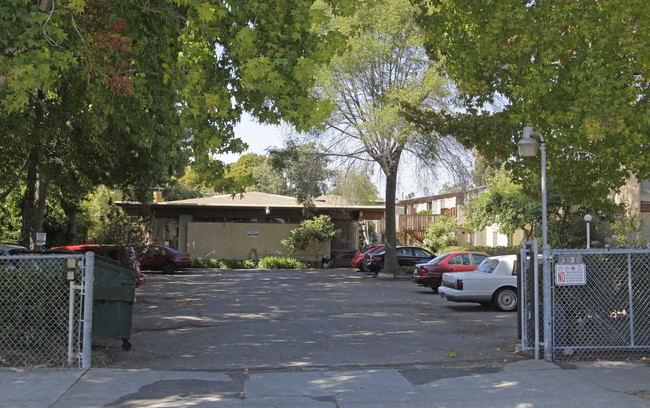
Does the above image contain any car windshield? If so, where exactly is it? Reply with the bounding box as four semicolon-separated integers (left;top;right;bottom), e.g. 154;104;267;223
427;253;450;265
476;258;500;274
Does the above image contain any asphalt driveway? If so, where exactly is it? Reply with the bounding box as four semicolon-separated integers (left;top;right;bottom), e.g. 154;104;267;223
99;268;525;371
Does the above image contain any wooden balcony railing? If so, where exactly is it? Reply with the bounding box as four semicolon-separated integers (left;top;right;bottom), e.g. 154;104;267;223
379;207;458;234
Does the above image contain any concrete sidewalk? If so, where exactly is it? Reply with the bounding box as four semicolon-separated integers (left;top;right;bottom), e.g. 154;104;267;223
2;359;649;408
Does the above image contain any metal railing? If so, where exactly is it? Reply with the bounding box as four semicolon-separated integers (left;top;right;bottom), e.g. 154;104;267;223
0;252;94;368
520;242;650;361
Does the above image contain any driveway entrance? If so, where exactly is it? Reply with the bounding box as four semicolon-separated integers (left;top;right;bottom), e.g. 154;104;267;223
101;268;523;370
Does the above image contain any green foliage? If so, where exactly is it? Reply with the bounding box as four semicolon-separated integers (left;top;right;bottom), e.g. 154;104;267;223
224;154;267;192
1;0;353;247
605;215;650;249
311;0;450;274
0;189;21;244
84;187;146;246
422;216;458;251
268;142;333;208
281;215;340;262
218;259;258;269
439;245;519;257
464;167;538;238
329;167;379;205
163;166;218;201
411;0;650;209
192;258;220;268
258;256;308;270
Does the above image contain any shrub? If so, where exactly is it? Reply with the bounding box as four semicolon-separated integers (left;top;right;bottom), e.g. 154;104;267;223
219;259;257;269
258;256;308;269
191;258;220;268
281;215;340;262
439;245;519;256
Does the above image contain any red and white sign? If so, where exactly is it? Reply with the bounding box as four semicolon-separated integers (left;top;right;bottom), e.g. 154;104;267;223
555;264;586;286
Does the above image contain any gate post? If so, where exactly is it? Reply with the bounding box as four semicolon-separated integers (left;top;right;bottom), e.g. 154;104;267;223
81;251;95;369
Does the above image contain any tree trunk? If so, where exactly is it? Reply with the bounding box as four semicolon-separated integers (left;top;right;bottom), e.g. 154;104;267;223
20;147;39;249
379;163;400;279
61;200;78;244
35;179;49;242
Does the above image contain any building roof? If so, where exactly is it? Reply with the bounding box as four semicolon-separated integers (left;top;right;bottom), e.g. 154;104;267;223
117;191;385;220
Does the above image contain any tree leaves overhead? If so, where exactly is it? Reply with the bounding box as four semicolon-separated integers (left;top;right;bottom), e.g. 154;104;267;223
1;0;352;246
411;0;650;207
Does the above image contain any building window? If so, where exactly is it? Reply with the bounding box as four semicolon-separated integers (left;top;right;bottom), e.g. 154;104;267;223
641;180;650;213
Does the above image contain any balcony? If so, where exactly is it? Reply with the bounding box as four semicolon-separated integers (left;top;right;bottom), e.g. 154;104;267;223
380;208;458;241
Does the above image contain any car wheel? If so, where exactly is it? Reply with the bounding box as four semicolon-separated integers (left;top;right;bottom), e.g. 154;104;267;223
162;261;177;274
431;281;442;293
493;287;517;311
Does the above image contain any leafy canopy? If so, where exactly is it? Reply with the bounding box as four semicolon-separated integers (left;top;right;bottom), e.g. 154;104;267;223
410;0;650;208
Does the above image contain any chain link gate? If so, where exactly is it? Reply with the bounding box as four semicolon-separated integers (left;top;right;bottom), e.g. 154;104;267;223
520;243;650;361
0;252;95;368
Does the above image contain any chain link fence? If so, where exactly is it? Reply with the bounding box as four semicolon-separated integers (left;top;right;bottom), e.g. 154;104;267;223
521;244;650;361
0;253;93;368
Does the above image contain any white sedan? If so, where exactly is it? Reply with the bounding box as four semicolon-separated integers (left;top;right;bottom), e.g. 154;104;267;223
438;254;518;311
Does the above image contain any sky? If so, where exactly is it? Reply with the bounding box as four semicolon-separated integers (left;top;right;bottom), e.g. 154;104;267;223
215;114;443;199
214;113;286;164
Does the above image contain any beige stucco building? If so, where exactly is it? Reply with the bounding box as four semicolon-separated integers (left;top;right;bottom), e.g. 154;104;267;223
396;188;524;248
614;175;650;237
118;192;385;264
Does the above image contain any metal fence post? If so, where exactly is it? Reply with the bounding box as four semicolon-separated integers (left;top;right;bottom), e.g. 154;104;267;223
628;253;636;347
81;251;95;369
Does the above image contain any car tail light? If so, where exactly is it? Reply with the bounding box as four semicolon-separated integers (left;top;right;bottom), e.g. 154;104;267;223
418;267;427;276
456;279;463;290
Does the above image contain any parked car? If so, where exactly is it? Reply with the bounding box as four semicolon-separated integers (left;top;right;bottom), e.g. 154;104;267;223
412;251;490;292
0;244;28;270
0;244;27;256
438;254;518;311
139;245;191;274
362;246;436;273
52;244;146;287
351;244;385;271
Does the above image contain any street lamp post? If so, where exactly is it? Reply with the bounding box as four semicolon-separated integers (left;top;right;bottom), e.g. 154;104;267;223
518;124;552;361
584;214;592;249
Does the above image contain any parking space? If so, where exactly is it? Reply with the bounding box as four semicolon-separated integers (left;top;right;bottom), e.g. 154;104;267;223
100;268;524;370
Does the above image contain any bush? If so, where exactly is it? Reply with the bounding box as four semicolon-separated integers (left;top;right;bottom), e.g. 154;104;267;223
439;245;520;256
258;256;308;269
219;259;257;269
191;258;219;268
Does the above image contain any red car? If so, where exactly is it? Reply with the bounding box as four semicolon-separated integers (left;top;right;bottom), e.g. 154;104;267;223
412;251;490;292
53;244;146;287
139;245;191;274
351;244;385;271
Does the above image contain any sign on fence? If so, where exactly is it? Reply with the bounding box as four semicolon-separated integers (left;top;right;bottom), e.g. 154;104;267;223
555;263;586;286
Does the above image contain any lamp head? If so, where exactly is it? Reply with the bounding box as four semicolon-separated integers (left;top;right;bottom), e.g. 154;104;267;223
265;206;270;215
584;214;592;222
517;124;539;157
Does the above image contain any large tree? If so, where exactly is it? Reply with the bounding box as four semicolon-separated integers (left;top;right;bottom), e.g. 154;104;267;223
409;0;650;210
1;0;351;247
299;0;462;277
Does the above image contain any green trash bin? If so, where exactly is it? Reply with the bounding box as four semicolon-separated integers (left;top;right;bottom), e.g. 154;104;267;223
92;257;138;350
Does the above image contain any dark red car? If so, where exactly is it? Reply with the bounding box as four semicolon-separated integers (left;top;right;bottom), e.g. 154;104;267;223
53;244;147;287
412;251;490;292
351;244;385;271
139;245;191;274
